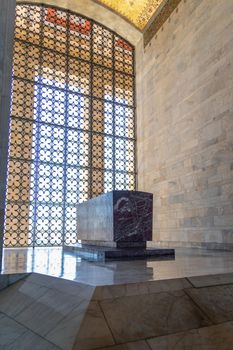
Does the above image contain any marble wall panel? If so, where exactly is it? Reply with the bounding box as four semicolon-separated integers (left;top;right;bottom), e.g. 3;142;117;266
136;0;233;249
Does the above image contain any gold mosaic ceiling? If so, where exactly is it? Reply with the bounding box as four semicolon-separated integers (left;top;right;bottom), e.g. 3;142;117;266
95;0;165;30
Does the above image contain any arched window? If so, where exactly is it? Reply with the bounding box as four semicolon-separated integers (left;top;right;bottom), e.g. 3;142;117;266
4;4;136;247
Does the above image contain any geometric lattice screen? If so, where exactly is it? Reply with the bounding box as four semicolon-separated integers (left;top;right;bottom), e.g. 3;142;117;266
4;4;136;247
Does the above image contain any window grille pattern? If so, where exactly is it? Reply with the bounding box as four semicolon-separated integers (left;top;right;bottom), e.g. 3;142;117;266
4;4;136;247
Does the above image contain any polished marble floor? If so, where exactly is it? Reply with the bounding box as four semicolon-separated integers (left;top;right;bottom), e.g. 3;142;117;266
2;247;233;286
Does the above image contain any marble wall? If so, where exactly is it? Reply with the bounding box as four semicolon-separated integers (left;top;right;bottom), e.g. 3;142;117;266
0;0;16;270
136;0;233;249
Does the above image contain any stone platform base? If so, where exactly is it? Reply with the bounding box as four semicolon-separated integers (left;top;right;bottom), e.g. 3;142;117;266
2;272;233;350
64;243;175;261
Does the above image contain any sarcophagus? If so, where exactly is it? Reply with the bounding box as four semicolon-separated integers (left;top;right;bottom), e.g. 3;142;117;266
76;190;153;248
65;190;175;261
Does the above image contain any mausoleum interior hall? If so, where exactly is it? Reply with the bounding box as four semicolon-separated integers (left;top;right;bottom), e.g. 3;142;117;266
0;0;233;349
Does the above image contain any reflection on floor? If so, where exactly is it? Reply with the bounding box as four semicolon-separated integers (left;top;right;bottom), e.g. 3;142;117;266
2;247;233;286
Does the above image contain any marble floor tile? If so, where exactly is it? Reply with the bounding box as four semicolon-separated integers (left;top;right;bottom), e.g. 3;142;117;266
7;329;61;350
100;290;210;343
15;284;89;337
147;321;233;350
146;278;192;294
0;279;48;317
0;313;27;348
27;273;95;299
97;340;150;350
0;273;29;291
0;274;8;291
93;278;191;301
72;301;115;350
0;273;108;350
186;284;233;323
8;273;29;285
45;299;94;350
188;272;233;287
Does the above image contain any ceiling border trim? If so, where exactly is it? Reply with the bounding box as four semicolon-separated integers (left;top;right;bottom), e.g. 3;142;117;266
144;0;183;47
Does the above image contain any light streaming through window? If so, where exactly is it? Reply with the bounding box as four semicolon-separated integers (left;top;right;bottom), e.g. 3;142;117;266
4;4;136;247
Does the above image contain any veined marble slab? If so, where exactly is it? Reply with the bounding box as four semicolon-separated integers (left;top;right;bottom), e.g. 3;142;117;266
76;190;153;245
186;284;233;324
0;273;96;350
92;278;192;300
99;290;210;343
188;272;233;287
1;271;233;349
147;321;233;350
97;340;151;350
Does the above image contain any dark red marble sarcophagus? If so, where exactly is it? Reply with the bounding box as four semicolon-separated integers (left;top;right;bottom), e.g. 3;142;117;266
65;191;175;260
77;190;153;248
